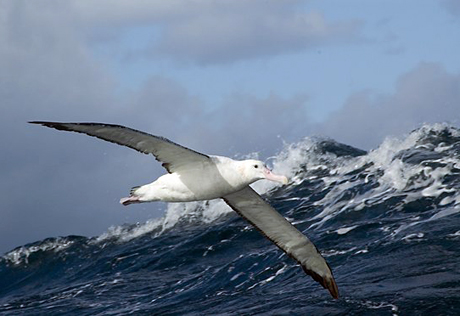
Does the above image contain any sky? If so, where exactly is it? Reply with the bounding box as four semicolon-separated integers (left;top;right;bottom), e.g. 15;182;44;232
1;0;460;253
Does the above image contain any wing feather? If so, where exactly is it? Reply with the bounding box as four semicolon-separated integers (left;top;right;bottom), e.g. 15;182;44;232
223;186;339;299
29;122;210;173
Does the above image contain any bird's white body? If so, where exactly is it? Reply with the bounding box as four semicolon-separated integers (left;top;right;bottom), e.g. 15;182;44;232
123;156;287;204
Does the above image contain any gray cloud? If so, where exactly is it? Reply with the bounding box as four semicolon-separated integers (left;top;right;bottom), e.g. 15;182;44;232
316;62;460;149
152;2;362;64
71;0;363;64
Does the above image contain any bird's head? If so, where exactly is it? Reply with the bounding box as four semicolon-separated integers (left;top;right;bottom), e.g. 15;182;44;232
242;160;288;185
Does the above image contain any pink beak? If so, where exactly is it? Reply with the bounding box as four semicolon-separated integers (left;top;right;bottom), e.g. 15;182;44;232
263;167;288;184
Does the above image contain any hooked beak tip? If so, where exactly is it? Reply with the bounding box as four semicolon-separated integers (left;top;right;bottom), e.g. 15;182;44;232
281;176;288;185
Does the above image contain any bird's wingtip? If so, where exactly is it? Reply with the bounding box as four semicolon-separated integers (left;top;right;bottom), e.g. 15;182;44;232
326;276;339;299
303;266;339;299
317;273;339;299
29;121;54;126
28;121;73;131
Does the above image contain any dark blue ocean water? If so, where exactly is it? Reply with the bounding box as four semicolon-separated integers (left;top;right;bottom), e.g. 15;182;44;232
1;124;460;315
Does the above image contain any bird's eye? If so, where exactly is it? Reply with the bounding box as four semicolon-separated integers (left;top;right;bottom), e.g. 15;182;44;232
254;164;259;169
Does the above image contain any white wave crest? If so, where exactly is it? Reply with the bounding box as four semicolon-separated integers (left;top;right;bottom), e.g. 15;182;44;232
2;237;75;265
312;123;460;231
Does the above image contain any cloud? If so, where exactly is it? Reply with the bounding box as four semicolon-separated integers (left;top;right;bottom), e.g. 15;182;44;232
121;76;204;131
316;62;460;149
0;1;115;120
152;2;363;64
71;0;363;64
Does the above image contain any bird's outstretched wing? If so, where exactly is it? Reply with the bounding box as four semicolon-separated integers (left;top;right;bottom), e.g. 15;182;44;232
29;122;210;173
223;186;339;299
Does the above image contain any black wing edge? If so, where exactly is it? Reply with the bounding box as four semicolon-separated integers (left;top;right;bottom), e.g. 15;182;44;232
222;196;339;299
28;121;210;163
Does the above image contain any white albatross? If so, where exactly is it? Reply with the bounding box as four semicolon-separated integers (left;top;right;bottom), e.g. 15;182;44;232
30;121;339;299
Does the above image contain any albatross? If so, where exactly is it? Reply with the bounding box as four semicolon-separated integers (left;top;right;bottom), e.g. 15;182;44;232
30;121;339;299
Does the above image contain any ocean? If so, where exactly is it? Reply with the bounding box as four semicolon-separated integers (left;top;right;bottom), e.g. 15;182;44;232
1;123;459;315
